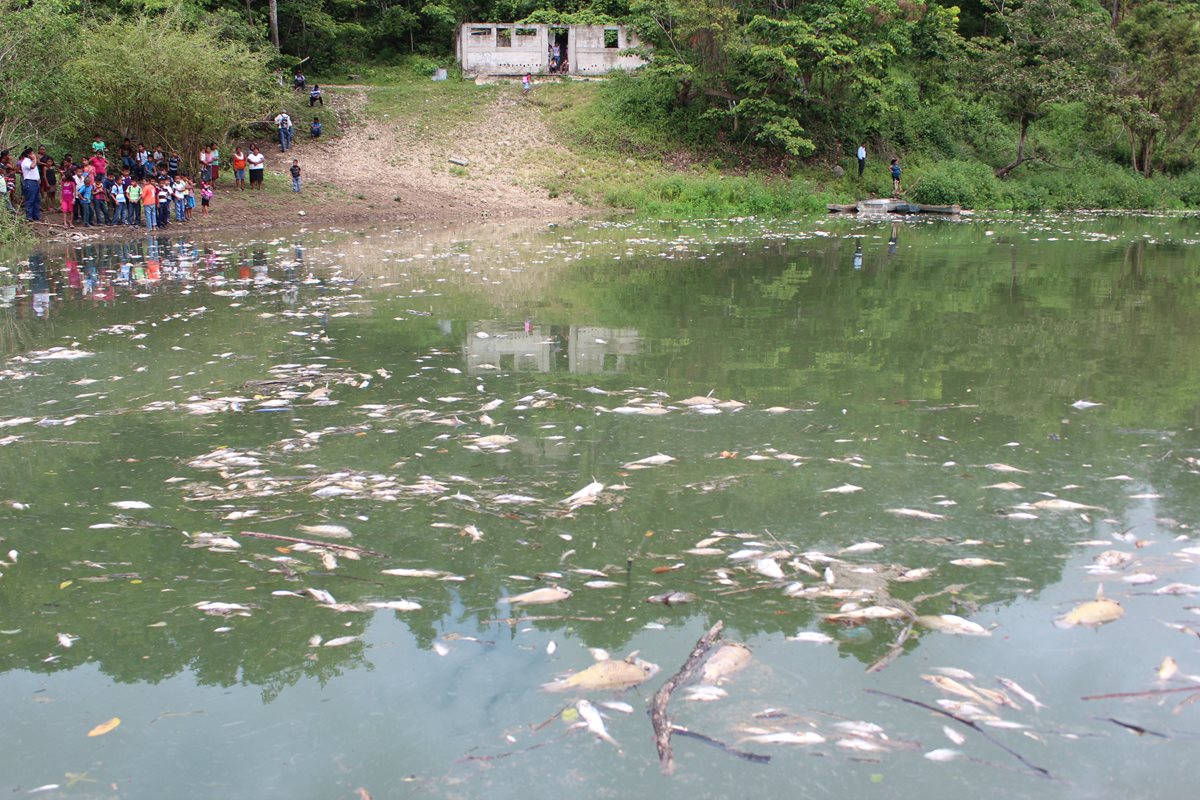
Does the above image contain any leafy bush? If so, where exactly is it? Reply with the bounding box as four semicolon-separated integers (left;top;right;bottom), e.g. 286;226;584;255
909;160;999;208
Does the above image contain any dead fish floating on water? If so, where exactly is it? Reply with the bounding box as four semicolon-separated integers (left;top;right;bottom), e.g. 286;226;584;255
504;585;572;605
916;614;991;636
575;699;621;750
1055;597;1124;629
646;591;696;606
887;508;946;521
542;654;661;693
700;642;752;684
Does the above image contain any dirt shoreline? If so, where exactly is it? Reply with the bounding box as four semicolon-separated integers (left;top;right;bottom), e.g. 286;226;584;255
31;84;595;245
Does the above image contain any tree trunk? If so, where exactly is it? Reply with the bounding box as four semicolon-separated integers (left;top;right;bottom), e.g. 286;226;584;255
269;0;280;49
1140;132;1155;178
244;0;254;28
994;113;1030;179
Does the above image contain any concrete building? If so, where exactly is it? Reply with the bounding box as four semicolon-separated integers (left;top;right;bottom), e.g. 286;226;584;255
456;23;646;77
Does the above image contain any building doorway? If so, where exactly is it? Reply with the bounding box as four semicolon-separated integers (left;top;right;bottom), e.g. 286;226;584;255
549;27;569;73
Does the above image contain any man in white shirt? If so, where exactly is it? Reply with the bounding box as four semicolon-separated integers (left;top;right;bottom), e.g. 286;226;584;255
274;111;293;152
19;147;41;220
857;144;866;177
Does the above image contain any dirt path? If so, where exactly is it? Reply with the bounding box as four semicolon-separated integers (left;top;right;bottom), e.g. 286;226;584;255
36;84;586;243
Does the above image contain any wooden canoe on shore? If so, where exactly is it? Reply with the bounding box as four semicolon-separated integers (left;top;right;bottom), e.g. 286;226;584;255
827;200;962;215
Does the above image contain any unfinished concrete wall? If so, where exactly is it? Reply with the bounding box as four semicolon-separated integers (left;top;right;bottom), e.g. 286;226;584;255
458;24;548;75
457;23;645;76
571;25;645;75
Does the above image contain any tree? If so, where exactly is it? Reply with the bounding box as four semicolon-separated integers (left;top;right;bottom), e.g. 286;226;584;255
969;0;1118;178
0;0;78;145
1111;1;1200;176
65;12;280;166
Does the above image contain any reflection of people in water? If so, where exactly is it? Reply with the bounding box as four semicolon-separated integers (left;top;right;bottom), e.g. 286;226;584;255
853;240;863;270
888;222;900;255
30;253;50;319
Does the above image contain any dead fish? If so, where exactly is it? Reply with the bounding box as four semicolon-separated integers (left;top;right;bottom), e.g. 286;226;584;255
786;632;834;644
924;748;962;762
701;642;752;684
561;481;604;506
821;484;863;494
842;541;884;553
622;453;676;469
473;434;517;448
586;580;623;589
836;737;886;752
365;600;422;611
1094;550;1134;568
1153;583;1200;596
887;508;946;521
984;482;1024;490
684;684;729;702
1031;499;1104;512
932;667;975;680
739;731;825;745
997;677;1047;710
1055;598;1124;629
381;568;455;579
984;463;1030;473
110;500;152;510
575;699;620;750
542;655;660;693
950;558;1006;568
56;633;78;648
753;557;785;579
916;614;991;636
1157;656;1179;680
599;701;634;714
323;635;361;647
685;547;725;556
922;675;987;704
505;586;572;605
825;606;908;622
646;591;696;605
460;524;483;543
896;567;934;582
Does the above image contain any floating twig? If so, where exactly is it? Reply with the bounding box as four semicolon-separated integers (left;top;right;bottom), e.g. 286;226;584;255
1081;684;1200;701
865;623;912;674
864;688;1054;780
670;725;770;765
651;620;724;776
236;530;386;557
1103;717;1169;738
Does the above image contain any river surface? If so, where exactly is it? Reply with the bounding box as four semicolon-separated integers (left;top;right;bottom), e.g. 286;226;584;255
1;213;1199;799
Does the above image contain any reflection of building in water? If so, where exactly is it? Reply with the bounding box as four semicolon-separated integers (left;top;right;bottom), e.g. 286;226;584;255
466;322;556;373
465;322;640;374
568;326;640;374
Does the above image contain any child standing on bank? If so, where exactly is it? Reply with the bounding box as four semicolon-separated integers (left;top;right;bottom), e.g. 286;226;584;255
200;181;213;214
290;159;301;193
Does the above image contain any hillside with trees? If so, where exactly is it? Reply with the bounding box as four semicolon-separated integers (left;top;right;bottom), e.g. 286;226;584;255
5;0;1200;212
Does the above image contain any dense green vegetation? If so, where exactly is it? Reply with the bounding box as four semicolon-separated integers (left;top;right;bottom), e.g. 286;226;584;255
4;0;1200;211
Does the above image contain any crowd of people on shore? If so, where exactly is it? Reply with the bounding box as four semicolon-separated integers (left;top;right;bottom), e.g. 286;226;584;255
2;121;322;230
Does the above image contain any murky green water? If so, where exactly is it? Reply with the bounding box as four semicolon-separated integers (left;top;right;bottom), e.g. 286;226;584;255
2;214;1200;799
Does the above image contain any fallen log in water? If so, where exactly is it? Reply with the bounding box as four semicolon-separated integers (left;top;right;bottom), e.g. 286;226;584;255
650;620;724;775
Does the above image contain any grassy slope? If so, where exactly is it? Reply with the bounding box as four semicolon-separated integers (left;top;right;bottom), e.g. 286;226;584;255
318;67;1200;214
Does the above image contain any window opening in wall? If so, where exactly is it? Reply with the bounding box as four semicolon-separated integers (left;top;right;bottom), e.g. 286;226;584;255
604;28;619;48
470;27;491;37
496;27;512;47
515;28;537;38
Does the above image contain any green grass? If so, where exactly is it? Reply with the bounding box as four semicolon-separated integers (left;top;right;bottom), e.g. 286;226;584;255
336;65;496;133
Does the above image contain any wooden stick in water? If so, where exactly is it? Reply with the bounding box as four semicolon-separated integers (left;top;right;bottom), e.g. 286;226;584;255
236;529;386;557
650;620;724;776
